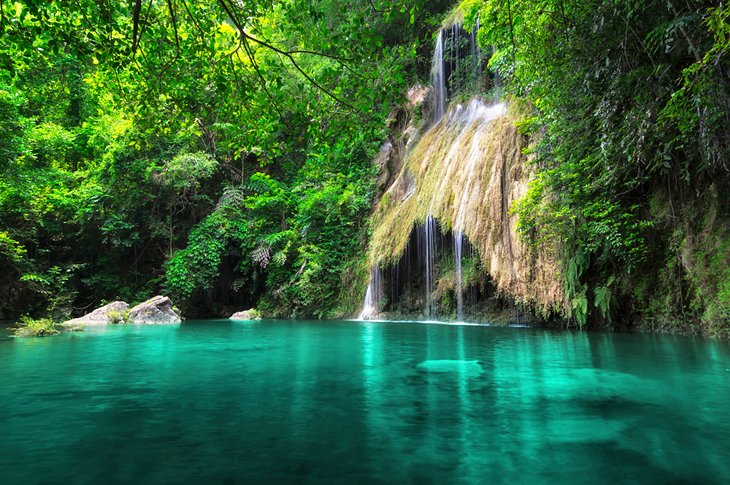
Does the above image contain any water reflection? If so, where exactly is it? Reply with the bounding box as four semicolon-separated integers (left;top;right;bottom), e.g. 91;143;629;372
355;323;730;483
0;321;728;483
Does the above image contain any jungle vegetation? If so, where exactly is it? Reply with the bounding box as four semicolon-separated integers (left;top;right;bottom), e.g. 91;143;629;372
1;0;728;335
460;0;730;335
0;0;453;320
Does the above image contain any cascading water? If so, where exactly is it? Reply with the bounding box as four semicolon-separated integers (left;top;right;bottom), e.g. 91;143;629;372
359;19;546;321
429;22;484;126
359;266;382;320
454;230;464;321
423;22;487;319
423;214;437;319
430;30;447;123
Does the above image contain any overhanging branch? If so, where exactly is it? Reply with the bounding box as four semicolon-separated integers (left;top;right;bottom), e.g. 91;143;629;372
216;0;355;110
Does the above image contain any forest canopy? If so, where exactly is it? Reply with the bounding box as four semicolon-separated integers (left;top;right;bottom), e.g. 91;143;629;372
0;0;452;319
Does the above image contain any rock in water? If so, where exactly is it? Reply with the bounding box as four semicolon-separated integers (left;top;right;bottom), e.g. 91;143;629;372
63;301;129;326
230;309;261;321
128;296;182;324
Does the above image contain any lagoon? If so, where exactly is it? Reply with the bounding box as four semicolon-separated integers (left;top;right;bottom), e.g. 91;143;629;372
1;320;729;483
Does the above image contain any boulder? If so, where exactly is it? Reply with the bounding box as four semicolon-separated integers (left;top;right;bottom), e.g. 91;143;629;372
406;84;430;108
63;301;129;326
230;309;261;321
375;141;394;190
128;296;182;324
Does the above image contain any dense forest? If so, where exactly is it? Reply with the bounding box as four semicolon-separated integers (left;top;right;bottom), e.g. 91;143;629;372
1;0;728;336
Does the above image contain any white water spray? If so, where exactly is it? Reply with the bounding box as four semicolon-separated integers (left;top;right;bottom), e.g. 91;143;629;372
430;30;446;124
359;266;382;320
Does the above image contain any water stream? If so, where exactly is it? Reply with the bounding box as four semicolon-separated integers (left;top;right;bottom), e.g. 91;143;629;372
359;266;382;320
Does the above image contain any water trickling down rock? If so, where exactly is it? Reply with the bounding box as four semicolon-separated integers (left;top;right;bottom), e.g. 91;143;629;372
360;21;564;321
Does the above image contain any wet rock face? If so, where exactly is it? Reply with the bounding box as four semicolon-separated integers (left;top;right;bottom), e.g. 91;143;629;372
128;296;182;324
407;84;430;108
64;301;129;325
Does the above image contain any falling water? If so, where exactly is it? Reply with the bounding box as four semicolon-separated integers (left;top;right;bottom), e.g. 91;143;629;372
430;22;485;125
424;215;437;319
430;30;446;123
361;20;504;320
454;230;464;321
359;266;382;320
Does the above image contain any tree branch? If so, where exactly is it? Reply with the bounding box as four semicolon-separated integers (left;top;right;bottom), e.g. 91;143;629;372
179;0;205;38
239;38;285;120
133;0;155;58
166;0;181;57
132;0;141;57
216;0;356;110
368;0;393;14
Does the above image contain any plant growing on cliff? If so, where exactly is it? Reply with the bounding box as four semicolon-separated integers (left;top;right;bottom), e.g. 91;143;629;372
462;0;730;330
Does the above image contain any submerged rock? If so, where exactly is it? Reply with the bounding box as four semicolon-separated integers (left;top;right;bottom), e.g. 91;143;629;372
417;359;484;377
230;309;261;321
128;296;182;324
63;301;129;326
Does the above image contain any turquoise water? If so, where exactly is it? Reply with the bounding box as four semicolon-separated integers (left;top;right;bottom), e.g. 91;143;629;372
1;320;730;484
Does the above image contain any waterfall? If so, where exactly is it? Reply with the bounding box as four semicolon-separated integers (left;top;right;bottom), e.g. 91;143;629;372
359;19;528;321
430;30;446;123
365;99;507;321
454;230;464;321
424;214;437;319
430;22;485;124
359;266;382;320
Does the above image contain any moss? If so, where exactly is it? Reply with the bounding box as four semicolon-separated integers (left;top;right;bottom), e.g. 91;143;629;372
367;102;565;315
107;309;131;324
634;187;730;338
332;254;371;318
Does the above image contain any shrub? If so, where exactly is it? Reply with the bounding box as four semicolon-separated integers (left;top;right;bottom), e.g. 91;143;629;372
14;316;59;337
248;308;262;320
107;309;130;324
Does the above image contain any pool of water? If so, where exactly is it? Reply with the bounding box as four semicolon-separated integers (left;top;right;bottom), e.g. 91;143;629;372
1;320;729;483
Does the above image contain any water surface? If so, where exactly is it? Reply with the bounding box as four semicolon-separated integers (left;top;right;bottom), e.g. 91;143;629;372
1;320;729;483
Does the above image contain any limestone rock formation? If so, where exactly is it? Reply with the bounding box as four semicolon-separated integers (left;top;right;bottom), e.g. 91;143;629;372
406;84;430;108
368;101;565;313
128;296;182;324
230;309;261;321
63;301;129;326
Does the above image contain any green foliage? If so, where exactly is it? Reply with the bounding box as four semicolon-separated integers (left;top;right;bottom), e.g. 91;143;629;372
20;265;80;320
593;277;615;323
106;309;130;324
165;212;231;299
0;231;26;263
0;0;454;319
27;122;77;166
14;316;59;338
248;308;263;320
465;0;730;330
0;83;27;166
156;152;219;191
